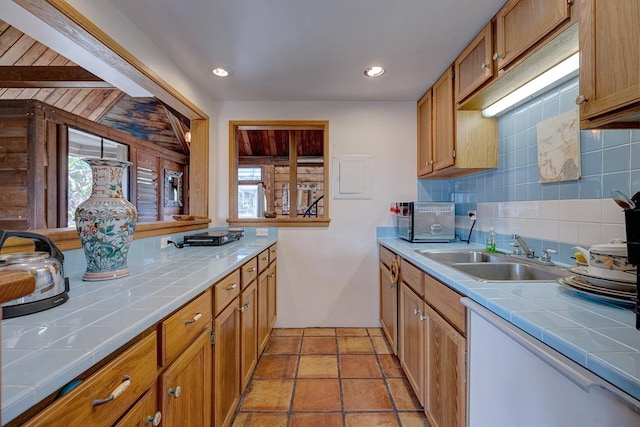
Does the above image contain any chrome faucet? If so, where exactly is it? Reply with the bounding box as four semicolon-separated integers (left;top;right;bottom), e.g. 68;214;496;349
512;234;534;258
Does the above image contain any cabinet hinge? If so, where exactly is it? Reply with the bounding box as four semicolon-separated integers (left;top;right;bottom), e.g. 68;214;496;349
452;150;456;158
210;331;216;345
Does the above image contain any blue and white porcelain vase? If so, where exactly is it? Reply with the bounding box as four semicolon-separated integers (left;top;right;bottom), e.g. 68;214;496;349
74;157;137;281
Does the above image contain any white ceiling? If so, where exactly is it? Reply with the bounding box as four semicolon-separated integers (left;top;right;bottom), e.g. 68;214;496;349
109;0;505;102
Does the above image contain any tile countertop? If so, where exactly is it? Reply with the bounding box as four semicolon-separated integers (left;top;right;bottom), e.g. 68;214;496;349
378;238;640;404
1;233;277;425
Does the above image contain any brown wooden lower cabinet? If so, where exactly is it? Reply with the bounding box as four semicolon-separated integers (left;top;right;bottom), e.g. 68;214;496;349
159;330;212;427
399;282;425;405
267;262;277;329
424;304;466;427
381;248;467;427
257;268;271;354
379;245;399;354
240;280;258;390
213;296;241;427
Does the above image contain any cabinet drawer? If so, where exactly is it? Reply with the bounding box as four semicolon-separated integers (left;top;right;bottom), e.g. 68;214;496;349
425;274;466;335
241;258;258;289
379;245;397;268
25;333;157;427
258;249;270;273
160;289;212;366
269;243;278;263
114;386;159;427
400;259;425;298
214;270;240;316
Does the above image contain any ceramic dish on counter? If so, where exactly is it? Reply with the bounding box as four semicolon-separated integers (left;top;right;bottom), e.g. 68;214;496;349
558;277;636;307
569;265;636;285
564;274;636;292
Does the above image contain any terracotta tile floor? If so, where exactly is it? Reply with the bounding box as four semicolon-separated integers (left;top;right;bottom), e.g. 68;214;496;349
232;328;430;427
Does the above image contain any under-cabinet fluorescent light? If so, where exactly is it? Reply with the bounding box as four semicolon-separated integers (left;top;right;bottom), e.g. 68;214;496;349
482;52;579;118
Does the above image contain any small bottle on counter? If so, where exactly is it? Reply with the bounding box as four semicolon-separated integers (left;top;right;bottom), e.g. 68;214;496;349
486;228;497;253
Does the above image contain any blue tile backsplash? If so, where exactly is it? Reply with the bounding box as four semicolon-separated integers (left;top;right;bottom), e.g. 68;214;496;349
418;76;639;265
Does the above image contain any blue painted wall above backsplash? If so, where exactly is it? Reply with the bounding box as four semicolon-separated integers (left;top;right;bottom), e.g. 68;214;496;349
418;76;640;265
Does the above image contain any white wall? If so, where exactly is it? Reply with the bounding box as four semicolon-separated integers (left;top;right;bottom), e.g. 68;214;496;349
217;102;417;326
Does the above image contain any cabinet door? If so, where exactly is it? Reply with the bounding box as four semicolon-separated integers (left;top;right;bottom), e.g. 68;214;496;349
417;90;434;177
455;23;493;104
267;262;277;329
240;281;258;390
379;256;399;354
578;0;640;122
213;297;241;427
257;269;270;354
399;282;425;405
494;0;571;71
160;330;212;427
424;305;466;427
115;387;161;427
432;68;455;172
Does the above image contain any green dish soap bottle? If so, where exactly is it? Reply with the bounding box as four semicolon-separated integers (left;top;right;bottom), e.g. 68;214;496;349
486;227;497;253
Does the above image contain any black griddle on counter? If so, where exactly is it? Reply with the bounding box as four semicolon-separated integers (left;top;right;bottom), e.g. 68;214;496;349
182;229;244;246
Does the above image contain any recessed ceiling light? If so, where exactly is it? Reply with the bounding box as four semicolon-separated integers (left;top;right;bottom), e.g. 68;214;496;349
212;67;230;77
364;66;385;77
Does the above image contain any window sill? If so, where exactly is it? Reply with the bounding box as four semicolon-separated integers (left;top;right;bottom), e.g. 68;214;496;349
227;218;331;228
5;219;211;252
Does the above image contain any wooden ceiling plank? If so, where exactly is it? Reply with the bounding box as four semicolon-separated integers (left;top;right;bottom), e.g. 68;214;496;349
65;89;91;113
15;42;48;65
52;88;80;109
87;90;124;122
239;130;252;156
31;47;61;66
42;88;68;105
31;88;55;102
71;88;102;117
16;88;40;99
0;34;37;65
267;130;278;157
0;65;112;88
0;20;10;35
0;27;23;59
163;105;189;154
49;54;72;66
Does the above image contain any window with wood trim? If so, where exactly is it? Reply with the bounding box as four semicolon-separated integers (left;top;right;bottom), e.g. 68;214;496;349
228;121;330;227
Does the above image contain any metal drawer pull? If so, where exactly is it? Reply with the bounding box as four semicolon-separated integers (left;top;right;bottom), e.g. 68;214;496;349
481;62;489;69
413;308;421;316
92;375;131;406
261;256;268;260
145;411;162;426
239;302;250;313
168;385;182;398
246;267;256;272
184;312;202;325
388;283;394;289
225;283;237;291
420;315;427;322
269;272;274;278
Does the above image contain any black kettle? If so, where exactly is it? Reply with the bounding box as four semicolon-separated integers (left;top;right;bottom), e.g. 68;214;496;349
0;230;69;318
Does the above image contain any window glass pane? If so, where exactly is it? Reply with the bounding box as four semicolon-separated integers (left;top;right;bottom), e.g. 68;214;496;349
67;128;130;226
238;167;262;181
238;184;259;218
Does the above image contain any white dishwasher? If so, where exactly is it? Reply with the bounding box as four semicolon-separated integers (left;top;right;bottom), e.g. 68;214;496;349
463;299;640;427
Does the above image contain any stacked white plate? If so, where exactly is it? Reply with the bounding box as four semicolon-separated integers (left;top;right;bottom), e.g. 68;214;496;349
557;266;636;306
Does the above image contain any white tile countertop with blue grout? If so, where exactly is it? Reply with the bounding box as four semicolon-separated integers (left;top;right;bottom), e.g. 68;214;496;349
1;228;278;425
378;236;640;404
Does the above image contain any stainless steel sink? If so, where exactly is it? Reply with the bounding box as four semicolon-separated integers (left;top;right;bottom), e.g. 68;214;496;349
416;249;506;264
451;262;565;282
415;249;567;282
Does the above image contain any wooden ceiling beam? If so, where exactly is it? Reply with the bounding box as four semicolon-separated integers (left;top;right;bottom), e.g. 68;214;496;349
0;65;113;88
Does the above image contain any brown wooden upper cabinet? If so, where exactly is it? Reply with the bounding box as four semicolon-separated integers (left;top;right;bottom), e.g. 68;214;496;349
417;90;434;177
418;67;498;179
493;0;572;72
454;23;494;105
577;0;640;128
